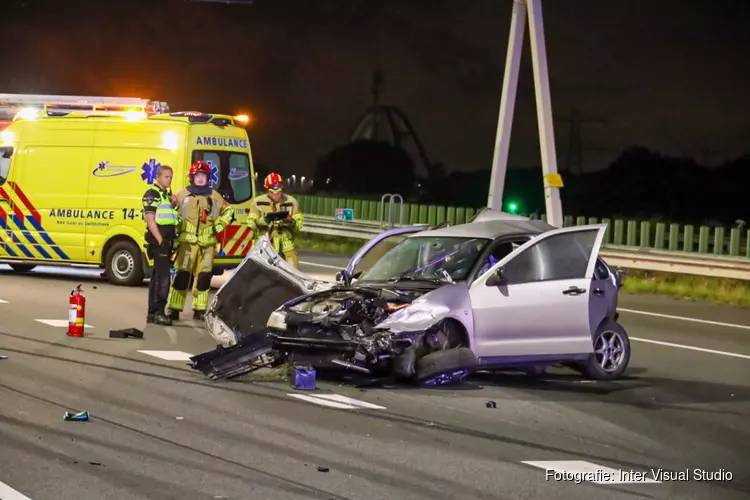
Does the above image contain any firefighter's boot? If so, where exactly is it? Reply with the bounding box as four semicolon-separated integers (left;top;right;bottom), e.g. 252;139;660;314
154;312;173;326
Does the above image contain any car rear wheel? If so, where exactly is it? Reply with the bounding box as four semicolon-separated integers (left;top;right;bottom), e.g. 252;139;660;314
105;241;145;286
578;320;630;380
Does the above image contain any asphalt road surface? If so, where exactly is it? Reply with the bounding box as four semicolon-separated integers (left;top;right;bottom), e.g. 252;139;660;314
0;253;748;500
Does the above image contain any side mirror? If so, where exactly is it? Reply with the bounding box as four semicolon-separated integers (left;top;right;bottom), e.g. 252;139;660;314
614;269;627;289
485;268;507;287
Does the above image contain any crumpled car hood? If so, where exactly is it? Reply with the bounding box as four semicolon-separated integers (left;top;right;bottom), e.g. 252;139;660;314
205;235;335;347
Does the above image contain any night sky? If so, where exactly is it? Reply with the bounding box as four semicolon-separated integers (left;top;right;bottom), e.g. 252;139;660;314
3;0;749;178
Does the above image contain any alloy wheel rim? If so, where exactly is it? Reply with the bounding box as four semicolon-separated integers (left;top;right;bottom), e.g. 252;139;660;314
594;330;626;372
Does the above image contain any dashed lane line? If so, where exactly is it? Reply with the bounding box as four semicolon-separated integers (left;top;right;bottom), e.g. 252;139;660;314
0;479;34;500
299;260;341;271
137;350;194;361
287;393;387;410
34;319;93;328
631;337;750;360
522;460;661;484
619;308;750;331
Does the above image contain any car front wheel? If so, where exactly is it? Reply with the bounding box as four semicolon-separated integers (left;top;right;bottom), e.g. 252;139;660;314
579;320;631;380
104;241;145;286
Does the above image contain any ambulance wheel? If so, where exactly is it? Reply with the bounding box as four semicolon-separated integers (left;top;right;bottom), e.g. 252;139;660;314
10;264;36;273
105;241;145;286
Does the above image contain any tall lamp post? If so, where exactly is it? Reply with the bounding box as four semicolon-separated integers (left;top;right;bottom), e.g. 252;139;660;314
487;0;564;227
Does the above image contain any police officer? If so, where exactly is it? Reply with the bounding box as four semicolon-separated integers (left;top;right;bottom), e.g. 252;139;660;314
247;173;304;269
166;161;234;321
142;164;179;326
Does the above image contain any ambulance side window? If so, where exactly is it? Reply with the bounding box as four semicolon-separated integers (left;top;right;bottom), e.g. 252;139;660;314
0;147;12;186
200;151;221;189
227;153;252;203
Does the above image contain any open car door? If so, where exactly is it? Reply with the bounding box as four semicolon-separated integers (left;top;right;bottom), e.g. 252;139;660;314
340;224;430;284
468;224;607;360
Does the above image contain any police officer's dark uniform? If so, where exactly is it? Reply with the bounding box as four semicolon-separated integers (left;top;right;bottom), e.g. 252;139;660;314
142;182;179;326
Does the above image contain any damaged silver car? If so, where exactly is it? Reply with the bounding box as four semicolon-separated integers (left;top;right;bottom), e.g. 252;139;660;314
197;214;630;384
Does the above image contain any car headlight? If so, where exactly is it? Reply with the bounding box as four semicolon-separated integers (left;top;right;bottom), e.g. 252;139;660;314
267;310;287;331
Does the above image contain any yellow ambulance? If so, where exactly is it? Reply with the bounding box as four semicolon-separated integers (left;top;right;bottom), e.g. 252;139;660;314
0;94;257;285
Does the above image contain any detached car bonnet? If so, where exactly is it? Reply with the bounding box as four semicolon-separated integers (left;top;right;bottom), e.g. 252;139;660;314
205;235;335;347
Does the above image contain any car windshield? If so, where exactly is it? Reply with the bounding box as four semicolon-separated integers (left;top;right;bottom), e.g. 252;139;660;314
358;236;491;283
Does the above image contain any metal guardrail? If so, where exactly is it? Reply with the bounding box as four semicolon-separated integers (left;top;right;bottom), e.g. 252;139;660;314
300;216;750;281
296;194;750;259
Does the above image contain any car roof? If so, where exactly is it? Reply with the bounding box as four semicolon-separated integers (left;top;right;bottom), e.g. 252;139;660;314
409;218;554;240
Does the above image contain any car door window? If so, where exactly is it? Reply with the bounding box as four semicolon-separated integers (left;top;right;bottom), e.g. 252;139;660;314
501;230;599;284
594;258;610;280
476;238;528;278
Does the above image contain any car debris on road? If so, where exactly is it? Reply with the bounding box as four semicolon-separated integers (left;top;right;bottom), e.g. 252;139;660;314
63;410;90;421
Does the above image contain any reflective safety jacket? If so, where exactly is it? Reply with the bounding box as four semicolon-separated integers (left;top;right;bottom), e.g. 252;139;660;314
141;185;179;227
174;188;234;247
247;193;304;254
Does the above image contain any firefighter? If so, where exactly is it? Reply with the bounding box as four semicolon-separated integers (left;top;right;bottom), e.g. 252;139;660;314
166;161;235;321
141;164;179;326
247;173;304;269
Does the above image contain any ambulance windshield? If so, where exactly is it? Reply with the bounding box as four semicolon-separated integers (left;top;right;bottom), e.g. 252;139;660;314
192;150;253;204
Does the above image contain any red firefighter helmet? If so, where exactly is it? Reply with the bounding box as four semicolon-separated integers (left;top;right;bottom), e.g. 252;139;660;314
189;161;211;183
190;161;211;176
264;172;284;192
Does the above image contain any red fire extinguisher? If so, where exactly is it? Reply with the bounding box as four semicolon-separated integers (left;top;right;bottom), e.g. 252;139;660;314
68;284;86;337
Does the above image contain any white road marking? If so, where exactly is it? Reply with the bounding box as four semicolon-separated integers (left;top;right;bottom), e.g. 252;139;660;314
0;479;34;499
522;460;661;484
619;308;750;331
631;337;750;360
287;394;362;409
308;272;335;281
164;327;178;345
35;319;93;328
287;393;386;410
137;350;193;361
310;394;387;409
299;260;341;271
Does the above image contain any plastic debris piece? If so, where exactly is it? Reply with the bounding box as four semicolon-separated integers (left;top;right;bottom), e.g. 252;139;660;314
109;328;144;339
63;411;89;421
176;416;184;420
317;466;329;473
486;401;497;409
89;461;101;466
0;355;7;360
291;365;316;391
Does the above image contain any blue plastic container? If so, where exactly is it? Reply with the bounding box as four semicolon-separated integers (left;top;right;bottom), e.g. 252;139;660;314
291;365;316;391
